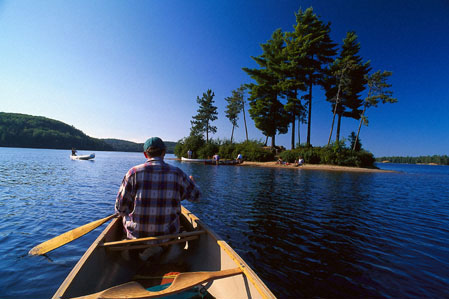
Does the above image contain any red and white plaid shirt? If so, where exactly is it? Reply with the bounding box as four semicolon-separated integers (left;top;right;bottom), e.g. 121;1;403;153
115;157;200;239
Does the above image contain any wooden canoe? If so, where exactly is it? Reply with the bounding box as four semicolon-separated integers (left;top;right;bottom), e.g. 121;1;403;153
70;153;95;160
53;206;275;299
180;157;212;163
204;160;241;166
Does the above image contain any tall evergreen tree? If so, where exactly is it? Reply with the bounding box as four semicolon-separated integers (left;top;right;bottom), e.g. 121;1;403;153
354;70;397;150
243;29;290;147
325;31;370;142
190;89;218;143
294;7;337;147
224;88;244;143
325;57;356;146
281;26;308;149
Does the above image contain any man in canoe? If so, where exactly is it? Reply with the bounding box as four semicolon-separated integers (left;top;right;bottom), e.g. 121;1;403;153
115;137;201;261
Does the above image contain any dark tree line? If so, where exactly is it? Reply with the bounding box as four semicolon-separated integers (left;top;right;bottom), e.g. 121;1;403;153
376;155;449;165
1;112;112;151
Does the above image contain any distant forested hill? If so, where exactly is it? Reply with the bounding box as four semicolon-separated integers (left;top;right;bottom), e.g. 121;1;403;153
0;112;176;152
102;139;176;153
0;112;113;150
376;155;449;165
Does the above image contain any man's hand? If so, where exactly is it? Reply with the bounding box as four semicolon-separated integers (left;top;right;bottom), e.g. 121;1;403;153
189;175;195;182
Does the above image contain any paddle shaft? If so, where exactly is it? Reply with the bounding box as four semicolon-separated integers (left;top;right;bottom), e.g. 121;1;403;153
29;214;116;256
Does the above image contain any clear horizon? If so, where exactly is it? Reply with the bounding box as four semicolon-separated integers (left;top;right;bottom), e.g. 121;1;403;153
1;1;448;157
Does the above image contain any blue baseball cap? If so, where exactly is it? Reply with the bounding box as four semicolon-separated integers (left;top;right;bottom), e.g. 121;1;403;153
143;137;166;152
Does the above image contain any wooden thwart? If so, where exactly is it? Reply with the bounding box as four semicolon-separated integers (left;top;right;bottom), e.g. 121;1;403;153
101;230;206;247
106;236;198;251
70;268;243;299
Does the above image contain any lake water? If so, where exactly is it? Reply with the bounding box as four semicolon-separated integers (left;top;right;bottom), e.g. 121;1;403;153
1;148;449;298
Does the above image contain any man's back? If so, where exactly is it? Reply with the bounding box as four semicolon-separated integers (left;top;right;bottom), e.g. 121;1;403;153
115;157;200;239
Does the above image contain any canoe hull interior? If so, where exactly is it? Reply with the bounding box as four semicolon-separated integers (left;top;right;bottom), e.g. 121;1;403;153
53;207;275;299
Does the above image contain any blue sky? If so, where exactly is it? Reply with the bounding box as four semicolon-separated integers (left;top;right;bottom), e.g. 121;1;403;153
1;0;448;157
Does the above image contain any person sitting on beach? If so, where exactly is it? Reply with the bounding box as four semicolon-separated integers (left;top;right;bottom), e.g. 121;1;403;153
236;153;243;164
296;157;304;166
277;157;284;165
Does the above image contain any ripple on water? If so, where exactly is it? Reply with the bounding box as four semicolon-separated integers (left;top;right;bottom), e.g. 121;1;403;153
1;150;449;298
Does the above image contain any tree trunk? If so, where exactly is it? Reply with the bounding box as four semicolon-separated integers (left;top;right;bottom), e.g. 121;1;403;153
306;79;313;147
354;104;367;151
327;103;338;146
271;135;275;148
327;84;342;146
264;135;268;146
231;125;235;144
206;122;209;143
291;111;296;150
242;98;249;142
297;117;301;146
336;113;342;143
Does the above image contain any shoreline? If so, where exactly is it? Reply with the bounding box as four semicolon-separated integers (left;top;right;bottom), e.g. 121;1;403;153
168;158;396;173
238;161;396;173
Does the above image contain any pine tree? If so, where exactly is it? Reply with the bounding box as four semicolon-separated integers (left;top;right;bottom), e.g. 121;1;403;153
294;7;337;147
281;25;308;149
325;31;370;143
354;70;397;150
243;29;290;147
224;88;244;143
190;89;218;143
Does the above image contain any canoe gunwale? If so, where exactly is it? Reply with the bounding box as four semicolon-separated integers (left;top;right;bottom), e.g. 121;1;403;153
52;217;120;298
53;207;275;299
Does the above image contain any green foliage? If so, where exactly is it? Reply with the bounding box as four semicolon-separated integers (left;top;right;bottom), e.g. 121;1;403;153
224;87;245;142
233;140;275;162
190;89;218;143
375;155;449;165
0;112;113;150
348;132;362;151
218;141;237;159
175;138;274;162
175;135;206;158
279;142;375;168
243;29;290;147
324;32;371;142
197;141;220;159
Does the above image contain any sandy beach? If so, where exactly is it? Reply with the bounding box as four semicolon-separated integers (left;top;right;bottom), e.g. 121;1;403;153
239;161;395;173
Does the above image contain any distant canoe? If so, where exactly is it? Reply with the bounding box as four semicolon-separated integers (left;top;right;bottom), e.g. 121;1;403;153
70;153;95;160
205;160;241;166
181;157;212;163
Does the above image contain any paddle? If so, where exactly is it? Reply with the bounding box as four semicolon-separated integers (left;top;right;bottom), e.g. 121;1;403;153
29;214;117;256
71;268;243;299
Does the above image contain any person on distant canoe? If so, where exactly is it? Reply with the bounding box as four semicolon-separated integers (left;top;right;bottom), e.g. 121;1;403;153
71;148;77;156
213;153;220;165
187;149;192;159
115;137;201;261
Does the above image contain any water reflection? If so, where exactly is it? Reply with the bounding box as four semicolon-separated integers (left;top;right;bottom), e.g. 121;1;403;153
1;150;449;298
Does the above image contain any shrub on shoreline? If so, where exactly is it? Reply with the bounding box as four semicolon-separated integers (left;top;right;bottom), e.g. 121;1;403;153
279;142;376;168
175;137;275;162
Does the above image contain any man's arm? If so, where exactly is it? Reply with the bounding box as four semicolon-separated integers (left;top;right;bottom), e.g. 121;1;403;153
182;173;201;203
115;172;136;215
